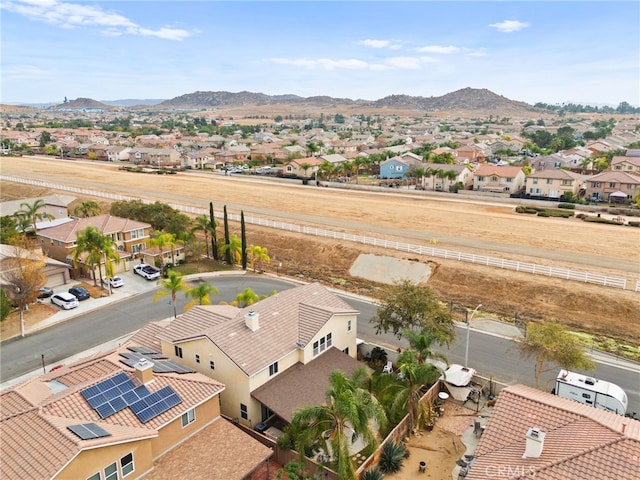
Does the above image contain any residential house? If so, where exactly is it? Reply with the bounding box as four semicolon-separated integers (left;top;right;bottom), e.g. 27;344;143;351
421;163;473;191
146;282;361;429
455;144;487;164
583;171;640;203
35;214;152;277
0;194;75;222
611;155;640;174
182;151;213;170
380;155;421;179
0;243;71;291
465;384;640;480
106;146;131;162
472;165;526;193
525;169;583;199
0;345;272;480
282;156;323;178
129;148;181;167
319;153;348;165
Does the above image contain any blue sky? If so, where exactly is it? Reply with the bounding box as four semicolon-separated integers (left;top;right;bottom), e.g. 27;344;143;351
2;1;638;106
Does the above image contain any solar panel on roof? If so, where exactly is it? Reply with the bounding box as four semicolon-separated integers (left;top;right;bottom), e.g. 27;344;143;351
163;360;195;374
96;403;116;419
130;385;182;423
68;423;111;440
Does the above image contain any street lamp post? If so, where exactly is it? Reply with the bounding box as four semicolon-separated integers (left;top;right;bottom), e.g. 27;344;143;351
464;304;482;368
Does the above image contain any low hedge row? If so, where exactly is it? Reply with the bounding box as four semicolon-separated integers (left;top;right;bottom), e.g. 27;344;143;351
516;205;574;218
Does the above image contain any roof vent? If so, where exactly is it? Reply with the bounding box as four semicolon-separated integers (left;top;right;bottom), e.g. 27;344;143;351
523;427;545;459
245;310;260;332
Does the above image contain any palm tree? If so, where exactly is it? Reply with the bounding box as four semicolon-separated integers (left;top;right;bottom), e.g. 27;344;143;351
153;270;190;318
149;231;176;270
247;245;270;272
403;328;449;365
220;233;243;266
17;199;54;236
71;226;120;287
288;370;387;480
299;162;313;179
191;214;215;259
73;200;101;218
381;350;441;435
184;281;219;311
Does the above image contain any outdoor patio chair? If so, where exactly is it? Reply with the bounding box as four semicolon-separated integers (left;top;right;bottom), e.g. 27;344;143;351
473;420;483;437
382;361;393;373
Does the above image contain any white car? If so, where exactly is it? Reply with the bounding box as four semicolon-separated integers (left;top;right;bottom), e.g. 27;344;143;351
51;292;80;310
102;276;124;288
133;263;161;280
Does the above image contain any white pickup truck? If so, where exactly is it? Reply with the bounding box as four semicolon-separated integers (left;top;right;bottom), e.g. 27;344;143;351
133;263;161;280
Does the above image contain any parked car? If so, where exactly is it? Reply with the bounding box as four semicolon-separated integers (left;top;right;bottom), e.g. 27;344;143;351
51;292;79;310
37;287;54;299
68;286;90;301
102;276;124;288
133;263;161;280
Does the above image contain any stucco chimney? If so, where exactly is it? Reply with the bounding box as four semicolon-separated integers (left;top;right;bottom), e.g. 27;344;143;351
245;310;260;332
134;358;154;385
523;427;545;459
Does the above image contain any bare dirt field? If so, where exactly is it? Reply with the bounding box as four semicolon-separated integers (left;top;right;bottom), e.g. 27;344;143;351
1;156;639;348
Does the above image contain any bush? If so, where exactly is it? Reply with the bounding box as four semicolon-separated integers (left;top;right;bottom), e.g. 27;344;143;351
558;203;576;209
378;442;408;473
537;211;550;217
0;289;11;322
582;216;624;225
361;467;384;480
628;221;640;227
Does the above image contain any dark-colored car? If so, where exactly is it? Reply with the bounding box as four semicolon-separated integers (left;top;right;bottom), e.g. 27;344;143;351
37;287;54;299
68;286;91;301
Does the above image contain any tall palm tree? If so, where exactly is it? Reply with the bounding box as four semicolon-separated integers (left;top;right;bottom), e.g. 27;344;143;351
184;281;219;311
71;226;120;287
289;369;387;480
73;200;101;218
149;231;176;269
247;245;270;272
153;270;190;318
220;233;243;266
381;350;441;435
403;328;449;365
17;199;54;236
191;214;215;259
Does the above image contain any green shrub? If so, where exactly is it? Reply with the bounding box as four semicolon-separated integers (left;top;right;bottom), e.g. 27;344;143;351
361;467;384;480
0;289;11;322
537;211;550;217
628;221;640;227
378;442;408;473
558;203;576;209
582;216;624;225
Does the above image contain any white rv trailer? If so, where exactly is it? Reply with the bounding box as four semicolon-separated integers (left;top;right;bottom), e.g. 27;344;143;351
554;369;628;415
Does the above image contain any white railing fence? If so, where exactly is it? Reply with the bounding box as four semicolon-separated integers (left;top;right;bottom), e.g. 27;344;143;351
2;176;636;292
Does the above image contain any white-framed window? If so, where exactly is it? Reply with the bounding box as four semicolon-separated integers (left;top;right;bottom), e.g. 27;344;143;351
240;403;248;420
120;453;134;477
195;354;200;364
532;178;538;184
609;182;616;188
347;320;352;332
327;332;332;347
87;473;100;480
313;333;333;356
593;182;601;188
182;408;196;427
174;346;183;358
546;179;553;184
105;462;118;480
269;362;279;376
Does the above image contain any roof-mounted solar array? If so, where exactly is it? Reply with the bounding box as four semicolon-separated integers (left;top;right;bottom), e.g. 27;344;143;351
68;423;111;440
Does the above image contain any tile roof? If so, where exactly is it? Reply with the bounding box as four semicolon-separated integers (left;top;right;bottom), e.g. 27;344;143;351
474;165;524;177
466;384;640;480
0;348;225;480
586;171;640;183
528;169;582;180
144;417;272;480
251;347;367;423
158;282;357;376
37;214;150;242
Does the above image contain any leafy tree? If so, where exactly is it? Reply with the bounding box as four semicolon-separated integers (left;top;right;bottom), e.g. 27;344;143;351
0;289;11;322
164;212;191;238
71;226;120;287
39;131;52;148
519;322;595;389
153;270;190;318
184;281;219;311
16;199;54;236
371;279;455;345
275;461;312;480
288;369;387;480
0;216;21;245
404;327;448;365
73;200;101;218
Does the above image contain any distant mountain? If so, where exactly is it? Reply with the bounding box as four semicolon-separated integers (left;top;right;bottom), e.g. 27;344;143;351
49;97;114;110
100;98;166;107
156;87;534;113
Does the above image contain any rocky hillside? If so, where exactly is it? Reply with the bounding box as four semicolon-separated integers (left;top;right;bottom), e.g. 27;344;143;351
157;87;534;113
49;97;114;110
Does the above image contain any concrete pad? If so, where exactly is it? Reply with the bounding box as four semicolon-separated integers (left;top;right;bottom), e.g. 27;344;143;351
349;253;432;285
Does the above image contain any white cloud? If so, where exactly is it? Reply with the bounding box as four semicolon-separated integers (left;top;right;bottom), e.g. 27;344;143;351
359;39;402;50
386;57;422;69
417;45;461;54
1;0;192;40
2;64;49;80
270;58;369;70
489;20;530;33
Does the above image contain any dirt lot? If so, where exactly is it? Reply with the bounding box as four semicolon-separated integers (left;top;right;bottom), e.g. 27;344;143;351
1;157;639;349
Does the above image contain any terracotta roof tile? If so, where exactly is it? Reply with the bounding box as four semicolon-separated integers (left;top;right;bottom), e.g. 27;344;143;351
0;390;35;418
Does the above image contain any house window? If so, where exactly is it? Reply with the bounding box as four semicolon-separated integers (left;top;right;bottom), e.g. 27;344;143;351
532;178;538;184
546;179;553;184
478;176;485;181
491;176;498;182
182;408;196;427
506;178;513;183
104;462;118;480
347;320;352;332
195;354;200;364
87;473;100;480
210;360;215;370
269;362;279;376
121;453;134;477
240;403;248;420
343;347;349;355
614;165;621;170
593;182;601;188
609;182;616;188
562;180;571;186
313;333;333;356
174;346;183;358
327;332;332;347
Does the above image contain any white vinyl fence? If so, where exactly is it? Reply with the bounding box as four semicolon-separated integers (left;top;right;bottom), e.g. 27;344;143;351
3;176;637;292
